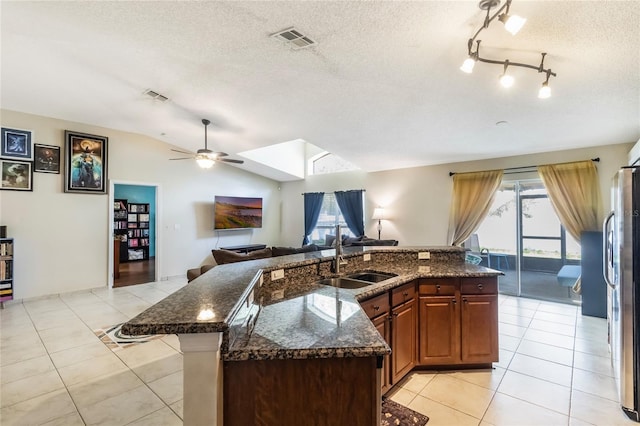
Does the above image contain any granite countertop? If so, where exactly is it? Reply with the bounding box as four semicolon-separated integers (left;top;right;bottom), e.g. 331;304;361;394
122;246;501;361
225;284;391;361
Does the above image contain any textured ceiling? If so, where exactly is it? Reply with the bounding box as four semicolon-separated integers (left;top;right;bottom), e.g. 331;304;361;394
1;1;639;180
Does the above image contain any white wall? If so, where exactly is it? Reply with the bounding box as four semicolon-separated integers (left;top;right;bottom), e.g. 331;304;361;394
279;143;634;247
0;109;280;299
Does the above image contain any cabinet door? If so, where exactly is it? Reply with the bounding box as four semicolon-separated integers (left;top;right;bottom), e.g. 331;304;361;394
418;296;459;365
460;294;498;363
372;314;391;394
391;299;417;384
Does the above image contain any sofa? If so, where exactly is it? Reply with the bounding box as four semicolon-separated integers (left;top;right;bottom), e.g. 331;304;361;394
186;236;399;282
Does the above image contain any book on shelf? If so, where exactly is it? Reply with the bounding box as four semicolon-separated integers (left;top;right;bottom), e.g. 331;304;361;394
129;239;139;248
0;283;12;289
0;289;12;295
139;214;150;222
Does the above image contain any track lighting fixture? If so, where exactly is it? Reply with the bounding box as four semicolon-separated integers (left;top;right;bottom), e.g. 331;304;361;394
461;0;556;98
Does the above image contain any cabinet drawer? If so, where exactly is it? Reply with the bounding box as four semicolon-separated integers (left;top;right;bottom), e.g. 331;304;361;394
460;277;498;295
419;278;457;296
360;293;390;319
391;281;416;307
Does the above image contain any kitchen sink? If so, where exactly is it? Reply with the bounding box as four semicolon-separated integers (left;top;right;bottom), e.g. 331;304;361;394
345;271;397;283
314;277;374;289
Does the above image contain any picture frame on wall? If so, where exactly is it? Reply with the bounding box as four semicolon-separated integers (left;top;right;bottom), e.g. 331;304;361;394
1;127;33;160
1;159;33;191
34;144;61;174
64;130;108;194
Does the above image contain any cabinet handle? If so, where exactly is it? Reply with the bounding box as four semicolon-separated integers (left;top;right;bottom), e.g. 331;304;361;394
463;298;468;303
403;291;409;297
436;285;441;292
477;283;484;290
373;305;380;311
452;299;457;305
393;312;399;317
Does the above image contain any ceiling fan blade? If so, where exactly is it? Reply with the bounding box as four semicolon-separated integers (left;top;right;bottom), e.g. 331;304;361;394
219;158;244;164
169;157;193;161
213;152;229;157
171;148;195;155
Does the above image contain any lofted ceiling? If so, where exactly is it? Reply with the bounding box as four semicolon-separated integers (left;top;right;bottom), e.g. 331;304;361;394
1;1;639;181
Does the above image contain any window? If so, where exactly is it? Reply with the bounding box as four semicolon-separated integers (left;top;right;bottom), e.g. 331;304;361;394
308;193;355;244
308;152;359;176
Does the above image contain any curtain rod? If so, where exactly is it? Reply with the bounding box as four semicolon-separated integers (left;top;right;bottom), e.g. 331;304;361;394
448;158;600;177
301;189;366;195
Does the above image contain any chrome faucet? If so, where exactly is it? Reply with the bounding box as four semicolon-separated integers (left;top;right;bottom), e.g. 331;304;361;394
332;224;348;274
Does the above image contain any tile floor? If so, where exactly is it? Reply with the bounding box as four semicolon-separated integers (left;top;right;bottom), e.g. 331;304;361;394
0;280;637;425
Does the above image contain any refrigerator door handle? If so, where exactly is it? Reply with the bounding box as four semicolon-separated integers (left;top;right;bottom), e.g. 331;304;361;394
602;210;616;289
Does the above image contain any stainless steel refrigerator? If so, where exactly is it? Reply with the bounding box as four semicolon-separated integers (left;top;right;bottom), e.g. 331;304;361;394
603;165;640;422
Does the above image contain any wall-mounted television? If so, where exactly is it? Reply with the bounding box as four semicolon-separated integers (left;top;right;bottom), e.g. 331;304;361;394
214;196;263;230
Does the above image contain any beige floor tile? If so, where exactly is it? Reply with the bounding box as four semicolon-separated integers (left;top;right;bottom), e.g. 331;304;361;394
115;339;178;369
387;387;417;406
0;340;48;367
78;384;165;425
132;352;183;383
0;370;65;407
499;305;536;319
508;353;573;387
57;352;128;387
516;339;574;366
501;298;541;310
498;323;527;338
170;399;183;420
497;370;571;415
569;417;597;426
49;340;113;369
161;334;181;351
408;394;481;426
574;336;610;358
40;411;85;426
534;310;577;325
570;389;637;426
529;318;576;337
147;370;183;405
447;366;506;391
572;368;618;402
0;389;77;426
60;291;104;307
575;315;607;330
29;310;83;331
483;392;569;426
0;322;38;342
68;369;143;408
523;327;575;350
536;302;578;316
420;374;494;419
494;348;515;370
128;406;183;426
40;326;101;354
573;351;615;377
396;371;436;394
499;313;533;328
0;354;55;384
498;334;521;351
114;300;152;318
575;325;607;343
81;312;130;330
23;297;69;314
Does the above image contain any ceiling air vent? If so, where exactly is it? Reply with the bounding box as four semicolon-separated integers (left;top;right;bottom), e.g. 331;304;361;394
143;89;169;102
271;27;316;50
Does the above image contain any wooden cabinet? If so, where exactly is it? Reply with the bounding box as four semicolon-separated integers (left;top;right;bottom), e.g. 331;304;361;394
390;282;417;383
418;277;498;366
361;292;391;394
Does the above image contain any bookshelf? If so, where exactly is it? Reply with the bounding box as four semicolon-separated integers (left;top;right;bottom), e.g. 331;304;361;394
114;199;129;263
0;238;14;307
127;203;150;261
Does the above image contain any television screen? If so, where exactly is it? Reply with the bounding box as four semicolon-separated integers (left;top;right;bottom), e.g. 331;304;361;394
214;196;263;230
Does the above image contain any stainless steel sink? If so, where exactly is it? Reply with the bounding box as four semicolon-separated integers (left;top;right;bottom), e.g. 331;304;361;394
345;271;397;283
314;277;374;289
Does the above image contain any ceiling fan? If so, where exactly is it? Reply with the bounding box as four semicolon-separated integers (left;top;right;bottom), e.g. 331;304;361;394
170;119;244;169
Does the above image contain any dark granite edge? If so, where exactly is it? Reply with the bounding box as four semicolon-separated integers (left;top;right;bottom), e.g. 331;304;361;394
224;345;391;362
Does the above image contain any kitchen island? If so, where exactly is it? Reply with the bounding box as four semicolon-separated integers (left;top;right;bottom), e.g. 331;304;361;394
123;246;501;426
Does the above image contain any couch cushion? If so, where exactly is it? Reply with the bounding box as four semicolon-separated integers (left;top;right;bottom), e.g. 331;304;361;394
211;248;273;265
271;244;320;257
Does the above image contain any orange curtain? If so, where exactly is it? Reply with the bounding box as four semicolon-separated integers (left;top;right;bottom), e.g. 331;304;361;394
448;170;504;246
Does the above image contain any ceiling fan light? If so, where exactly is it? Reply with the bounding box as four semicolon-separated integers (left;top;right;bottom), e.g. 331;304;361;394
538;82;551;99
499;73;514;88
499;13;526;35
460;57;476;73
196;157;215;169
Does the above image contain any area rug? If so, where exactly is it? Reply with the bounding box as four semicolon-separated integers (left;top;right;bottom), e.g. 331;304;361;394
94;323;164;351
381;398;429;425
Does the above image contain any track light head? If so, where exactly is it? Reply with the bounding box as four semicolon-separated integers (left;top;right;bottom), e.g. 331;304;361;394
499;73;514;88
460;57;476;73
498;13;526;35
538;82;551;99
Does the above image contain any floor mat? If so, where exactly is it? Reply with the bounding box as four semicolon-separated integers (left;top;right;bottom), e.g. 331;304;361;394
94;322;164;351
381;397;429;425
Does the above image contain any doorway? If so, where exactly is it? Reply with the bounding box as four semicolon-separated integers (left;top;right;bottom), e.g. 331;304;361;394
109;182;160;288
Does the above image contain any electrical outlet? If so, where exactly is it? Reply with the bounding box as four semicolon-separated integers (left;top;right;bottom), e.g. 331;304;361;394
271;269;285;280
418;251;431;260
363;253;371;262
419;265;431;273
271;289;285;300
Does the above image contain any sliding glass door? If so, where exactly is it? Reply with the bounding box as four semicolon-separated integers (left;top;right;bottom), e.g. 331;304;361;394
474;180;581;304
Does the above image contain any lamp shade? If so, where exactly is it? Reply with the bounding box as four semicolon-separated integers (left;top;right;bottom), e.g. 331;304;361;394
371;208;385;220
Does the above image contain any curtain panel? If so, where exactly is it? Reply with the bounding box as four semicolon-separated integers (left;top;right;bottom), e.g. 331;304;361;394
335;190;365;237
448;170;504;246
537;160;602;242
302;192;325;245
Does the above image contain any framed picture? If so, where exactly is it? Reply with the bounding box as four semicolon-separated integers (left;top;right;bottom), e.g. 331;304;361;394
64;130;108;194
33;144;61;174
1;127;33;160
1;159;33;191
